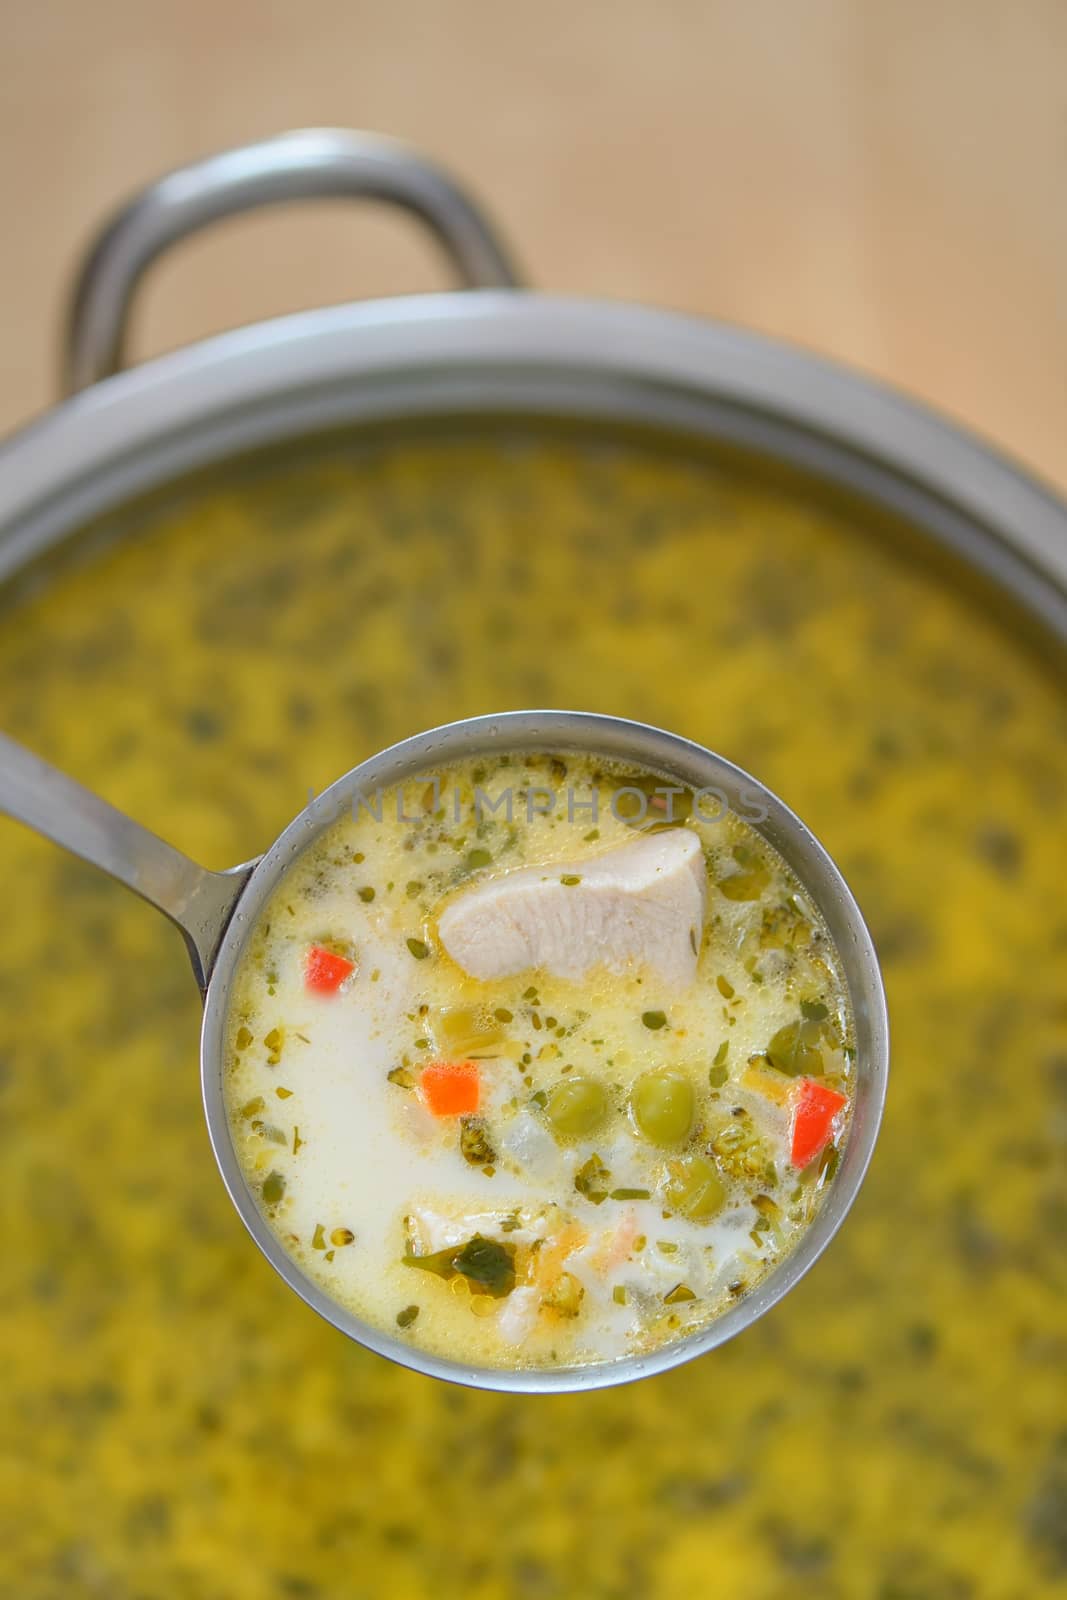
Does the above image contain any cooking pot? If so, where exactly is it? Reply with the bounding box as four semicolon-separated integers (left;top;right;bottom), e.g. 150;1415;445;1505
4;129;1066;624
1;130;1064;1418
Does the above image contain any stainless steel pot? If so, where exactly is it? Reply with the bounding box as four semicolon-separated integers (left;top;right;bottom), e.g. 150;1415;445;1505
0;128;1063;1394
3;130;1066;633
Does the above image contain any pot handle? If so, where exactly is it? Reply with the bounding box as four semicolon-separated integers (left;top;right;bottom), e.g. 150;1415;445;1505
63;128;522;395
0;730;255;995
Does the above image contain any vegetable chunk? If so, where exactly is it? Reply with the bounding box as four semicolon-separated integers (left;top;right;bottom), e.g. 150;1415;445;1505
790;1078;848;1168
420;1060;481;1117
304;944;355;994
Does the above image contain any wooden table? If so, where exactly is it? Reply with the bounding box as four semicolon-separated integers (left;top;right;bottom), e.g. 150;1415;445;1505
3;0;1065;495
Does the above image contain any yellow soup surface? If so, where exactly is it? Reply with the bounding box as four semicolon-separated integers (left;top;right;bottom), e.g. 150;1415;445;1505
0;429;1064;1598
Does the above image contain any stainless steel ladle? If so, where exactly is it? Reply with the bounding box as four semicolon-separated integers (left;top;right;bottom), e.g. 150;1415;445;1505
0;709;888;1393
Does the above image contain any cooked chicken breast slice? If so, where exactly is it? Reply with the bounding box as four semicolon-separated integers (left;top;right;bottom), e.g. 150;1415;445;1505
437;828;706;987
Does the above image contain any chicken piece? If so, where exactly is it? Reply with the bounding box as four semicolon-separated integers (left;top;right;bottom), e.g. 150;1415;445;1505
438;828;707;986
497;1286;540;1348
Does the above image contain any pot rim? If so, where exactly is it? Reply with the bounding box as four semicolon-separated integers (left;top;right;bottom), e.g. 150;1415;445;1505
0;290;1064;636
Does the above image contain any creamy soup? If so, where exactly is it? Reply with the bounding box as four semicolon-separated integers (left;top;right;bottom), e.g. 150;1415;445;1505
224;749;854;1368
4;425;1063;1594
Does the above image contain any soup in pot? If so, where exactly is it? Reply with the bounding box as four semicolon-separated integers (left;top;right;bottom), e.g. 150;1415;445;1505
2;427;1063;1595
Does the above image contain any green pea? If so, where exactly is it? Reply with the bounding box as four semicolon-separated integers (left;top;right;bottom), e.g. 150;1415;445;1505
664;1153;726;1221
630;1070;695;1146
545;1076;608;1139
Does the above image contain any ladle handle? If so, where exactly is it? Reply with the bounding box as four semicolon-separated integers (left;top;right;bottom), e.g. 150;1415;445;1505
0;732;253;993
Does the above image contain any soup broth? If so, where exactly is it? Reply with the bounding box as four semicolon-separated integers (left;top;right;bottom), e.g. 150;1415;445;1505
224;751;854;1368
2;428;1063;1595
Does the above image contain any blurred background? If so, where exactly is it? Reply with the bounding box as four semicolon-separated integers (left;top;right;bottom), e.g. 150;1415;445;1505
3;0;1066;485
2;5;1065;1600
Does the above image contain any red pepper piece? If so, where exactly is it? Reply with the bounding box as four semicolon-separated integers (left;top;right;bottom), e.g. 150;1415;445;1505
790;1077;847;1169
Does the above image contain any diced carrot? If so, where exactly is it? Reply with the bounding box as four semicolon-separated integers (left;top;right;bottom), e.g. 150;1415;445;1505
790;1078;848;1168
304;944;355;995
420;1060;480;1117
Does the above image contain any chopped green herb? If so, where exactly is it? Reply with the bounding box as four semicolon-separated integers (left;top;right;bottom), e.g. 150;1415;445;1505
459;1117;495;1167
312;1223;326;1250
574;1153;610;1200
801;999;829;1023
641;1010;668;1031
816;1143;841;1186
403;1235;516;1298
240;1096;265;1119
358;886;376;903
560;874;582;887
387;1065;417;1090
406;937;430;961
262;1171;285;1206
716;975;735;999
610;1188;651;1201
664;1283;696;1305
396;1305;420;1329
613;1285;628;1306
466;848;492;870
766;1020;824;1078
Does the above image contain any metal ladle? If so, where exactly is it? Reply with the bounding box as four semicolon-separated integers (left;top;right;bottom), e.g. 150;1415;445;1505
0;709;888;1393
